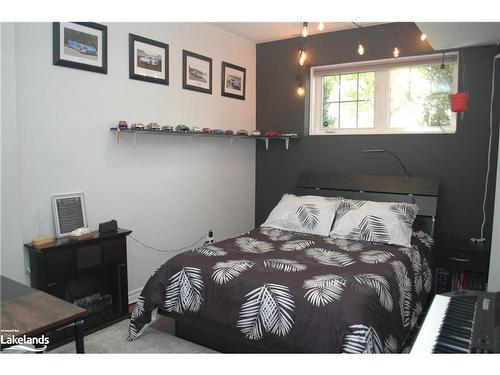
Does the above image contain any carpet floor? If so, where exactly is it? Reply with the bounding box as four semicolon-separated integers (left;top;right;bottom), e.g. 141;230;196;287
50;319;216;354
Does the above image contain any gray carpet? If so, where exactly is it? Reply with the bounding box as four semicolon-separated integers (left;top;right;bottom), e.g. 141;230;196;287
50;319;216;354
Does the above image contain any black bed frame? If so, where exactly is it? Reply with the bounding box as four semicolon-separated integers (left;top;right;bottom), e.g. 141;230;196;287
159;173;440;353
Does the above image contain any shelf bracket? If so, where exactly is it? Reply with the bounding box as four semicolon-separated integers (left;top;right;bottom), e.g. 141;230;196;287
284;138;290;150
133;133;137;147
189;135;192;145
264;138;269;150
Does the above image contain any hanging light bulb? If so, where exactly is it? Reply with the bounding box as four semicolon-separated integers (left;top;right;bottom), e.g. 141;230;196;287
297;84;305;96
318;22;325;32
393;46;400;58
298;49;307;66
357;42;365;56
420;33;427;42
392;30;400;58
301;22;308;38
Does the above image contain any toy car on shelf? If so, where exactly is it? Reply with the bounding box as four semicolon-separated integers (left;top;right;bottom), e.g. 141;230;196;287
162;125;174;132
131;123;145;130
202;128;211;134
191;127;203;134
147;122;161;130
236;129;249;136
118;120;128;130
211;129;224;135
225;130;234;135
249;130;262;137
281;133;299;137
264;130;279;137
175;124;190;133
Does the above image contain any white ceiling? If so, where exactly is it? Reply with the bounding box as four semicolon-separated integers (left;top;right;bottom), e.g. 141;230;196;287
211;22;382;43
416;22;500;49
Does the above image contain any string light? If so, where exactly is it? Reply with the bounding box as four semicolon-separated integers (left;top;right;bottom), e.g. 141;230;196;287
318;22;325;32
392;31;400;58
301;22;308;38
352;23;365;57
299;49;307;66
357;43;365;56
420;33;427;42
297;84;305;96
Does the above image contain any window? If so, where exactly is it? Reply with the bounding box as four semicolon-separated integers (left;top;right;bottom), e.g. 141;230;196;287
309;53;458;135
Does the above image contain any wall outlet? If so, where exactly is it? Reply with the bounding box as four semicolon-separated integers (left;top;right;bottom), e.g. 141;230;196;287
207;230;214;244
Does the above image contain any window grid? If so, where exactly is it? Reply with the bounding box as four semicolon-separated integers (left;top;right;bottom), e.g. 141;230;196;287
322;73;371;129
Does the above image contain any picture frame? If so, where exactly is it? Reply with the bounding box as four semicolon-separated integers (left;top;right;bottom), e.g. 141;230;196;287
182;50;212;94
129;34;169;86
51;192;88;238
221;62;246;100
53;22;108;74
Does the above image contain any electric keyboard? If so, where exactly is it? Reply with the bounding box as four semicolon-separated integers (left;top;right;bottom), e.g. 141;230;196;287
411;291;500;353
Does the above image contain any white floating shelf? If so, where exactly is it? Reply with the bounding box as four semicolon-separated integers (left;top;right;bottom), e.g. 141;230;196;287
110;128;300;150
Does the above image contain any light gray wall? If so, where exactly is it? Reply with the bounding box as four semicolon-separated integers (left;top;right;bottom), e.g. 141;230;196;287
1;22;256;300
1;23;25;283
489;131;500;292
488;58;500;292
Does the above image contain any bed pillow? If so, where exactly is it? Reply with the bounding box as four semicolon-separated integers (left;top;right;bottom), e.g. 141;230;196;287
261;194;339;236
329;199;418;247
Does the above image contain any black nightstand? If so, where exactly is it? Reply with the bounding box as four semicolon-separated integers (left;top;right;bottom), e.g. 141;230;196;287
434;237;490;293
25;228;132;348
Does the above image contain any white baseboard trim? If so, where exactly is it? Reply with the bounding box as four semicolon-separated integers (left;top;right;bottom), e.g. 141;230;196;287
128;287;143;304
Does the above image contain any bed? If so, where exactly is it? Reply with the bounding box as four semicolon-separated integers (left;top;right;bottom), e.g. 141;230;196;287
128;173;440;353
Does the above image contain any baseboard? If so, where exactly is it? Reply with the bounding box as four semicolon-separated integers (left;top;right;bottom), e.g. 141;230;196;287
128;287;143;304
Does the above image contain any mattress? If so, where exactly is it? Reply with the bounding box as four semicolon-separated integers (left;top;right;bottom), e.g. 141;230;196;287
128;228;434;353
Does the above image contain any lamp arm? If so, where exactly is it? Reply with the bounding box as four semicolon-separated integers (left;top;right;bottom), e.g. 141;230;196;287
384;150;409;179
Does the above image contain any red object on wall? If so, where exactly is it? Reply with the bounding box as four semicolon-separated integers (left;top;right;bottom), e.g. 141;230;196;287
450;92;469;112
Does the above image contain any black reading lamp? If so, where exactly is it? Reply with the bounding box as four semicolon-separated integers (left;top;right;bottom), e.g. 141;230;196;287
362;149;409;181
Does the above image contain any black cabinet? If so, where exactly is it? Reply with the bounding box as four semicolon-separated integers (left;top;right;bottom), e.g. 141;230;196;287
25;229;132;343
434;237;490;293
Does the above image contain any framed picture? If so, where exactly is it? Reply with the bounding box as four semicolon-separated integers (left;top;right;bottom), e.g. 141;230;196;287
51;192;88;238
221;62;246;100
182;50;212;94
129;34;169;86
53;22;108;74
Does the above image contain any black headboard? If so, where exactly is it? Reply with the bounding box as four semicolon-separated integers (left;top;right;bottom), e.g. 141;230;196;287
295;172;440;236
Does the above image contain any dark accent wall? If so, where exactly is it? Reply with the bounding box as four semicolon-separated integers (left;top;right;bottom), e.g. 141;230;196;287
255;22;500;242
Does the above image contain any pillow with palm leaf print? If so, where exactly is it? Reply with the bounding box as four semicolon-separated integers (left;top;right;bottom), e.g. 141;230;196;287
261;194;339;236
329;199;418;247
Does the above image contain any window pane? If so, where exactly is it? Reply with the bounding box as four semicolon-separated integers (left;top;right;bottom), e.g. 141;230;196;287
322;102;339;128
358;72;375;128
339;102;357;128
340;73;358;101
358;72;375;101
389;63;453;129
358;101;374;128
323;75;339;102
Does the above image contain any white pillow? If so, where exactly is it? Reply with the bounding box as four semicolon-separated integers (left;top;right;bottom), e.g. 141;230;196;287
329;199;418;247
261;194;339;236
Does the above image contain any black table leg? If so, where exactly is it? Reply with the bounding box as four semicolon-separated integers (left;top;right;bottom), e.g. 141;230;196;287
74;320;85;354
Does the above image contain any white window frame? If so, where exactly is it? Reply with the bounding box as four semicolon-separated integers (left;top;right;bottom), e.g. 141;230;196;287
309;52;459;136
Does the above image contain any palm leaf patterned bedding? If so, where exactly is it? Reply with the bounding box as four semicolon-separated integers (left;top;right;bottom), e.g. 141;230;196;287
128;228;434;353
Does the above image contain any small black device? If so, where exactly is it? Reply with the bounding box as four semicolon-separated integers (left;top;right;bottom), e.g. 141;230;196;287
99;219;118;234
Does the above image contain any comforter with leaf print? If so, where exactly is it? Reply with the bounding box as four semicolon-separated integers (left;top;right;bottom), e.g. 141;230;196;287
128;228;434;353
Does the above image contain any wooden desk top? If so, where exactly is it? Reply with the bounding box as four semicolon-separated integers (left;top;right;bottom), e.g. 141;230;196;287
1;276;86;339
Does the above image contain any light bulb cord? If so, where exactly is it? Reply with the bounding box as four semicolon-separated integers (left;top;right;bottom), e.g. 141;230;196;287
479;53;499;240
